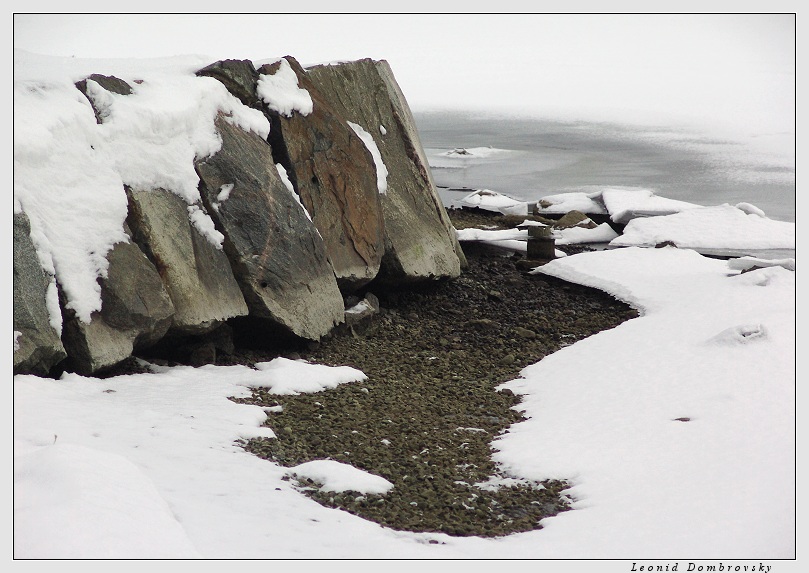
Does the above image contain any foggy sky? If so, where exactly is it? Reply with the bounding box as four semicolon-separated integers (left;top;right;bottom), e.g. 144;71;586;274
13;12;796;134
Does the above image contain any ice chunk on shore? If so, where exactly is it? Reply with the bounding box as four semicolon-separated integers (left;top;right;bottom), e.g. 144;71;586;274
610;204;795;250
553;222;619;245
457;189;527;213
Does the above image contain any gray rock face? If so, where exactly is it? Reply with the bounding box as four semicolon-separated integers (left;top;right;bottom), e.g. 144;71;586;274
60;234;175;375
257;57;386;292
196;59;261;108
306;59;467;284
554;210;597;229
13;212;67;375
126;187;248;334
195;115;344;340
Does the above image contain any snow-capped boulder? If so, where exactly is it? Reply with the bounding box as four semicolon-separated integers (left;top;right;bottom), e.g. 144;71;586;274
60;233;175;375
306;58;466;283
195;115;345;341
255;57;386;292
553;210;597;229
126;187;249;334
13;212;67;375
196;59;262;108
15;55;472;375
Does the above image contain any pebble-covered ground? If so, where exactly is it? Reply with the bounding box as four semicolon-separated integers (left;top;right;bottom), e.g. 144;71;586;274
227;209;639;538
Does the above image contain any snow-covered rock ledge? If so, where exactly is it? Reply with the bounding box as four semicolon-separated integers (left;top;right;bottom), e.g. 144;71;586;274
13;51;464;376
452;188;795;261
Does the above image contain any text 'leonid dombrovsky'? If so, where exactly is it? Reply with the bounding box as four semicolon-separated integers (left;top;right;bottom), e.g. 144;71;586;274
631;563;773;572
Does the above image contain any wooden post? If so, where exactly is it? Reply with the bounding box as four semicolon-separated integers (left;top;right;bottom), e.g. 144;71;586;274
527;225;555;260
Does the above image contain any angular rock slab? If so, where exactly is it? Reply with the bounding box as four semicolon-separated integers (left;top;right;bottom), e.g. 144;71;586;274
195;115;344;341
126;187;249;334
60;232;175;375
255;57;386;292
13;212;67;375
307;59;467;284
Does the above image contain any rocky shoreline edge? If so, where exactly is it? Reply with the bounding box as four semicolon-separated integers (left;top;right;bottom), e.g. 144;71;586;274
120;208;638;538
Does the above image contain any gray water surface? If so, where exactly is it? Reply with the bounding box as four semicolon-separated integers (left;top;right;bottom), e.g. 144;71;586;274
415;111;796;224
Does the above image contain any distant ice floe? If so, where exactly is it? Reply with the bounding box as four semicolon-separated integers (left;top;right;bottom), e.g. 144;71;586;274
440;146;511;158
426;146;515;170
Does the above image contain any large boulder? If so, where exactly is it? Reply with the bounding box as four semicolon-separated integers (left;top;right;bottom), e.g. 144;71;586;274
195;114;344;341
255;57;386;292
306;59;467;283
126;187;249;334
60;231;175;375
13;212;67;375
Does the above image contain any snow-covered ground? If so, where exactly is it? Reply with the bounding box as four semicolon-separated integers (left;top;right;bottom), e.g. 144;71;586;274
14;241;795;562
12;51;797;566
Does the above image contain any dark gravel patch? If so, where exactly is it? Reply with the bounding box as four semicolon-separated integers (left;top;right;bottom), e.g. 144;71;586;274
112;208;638;537
228;209;638;538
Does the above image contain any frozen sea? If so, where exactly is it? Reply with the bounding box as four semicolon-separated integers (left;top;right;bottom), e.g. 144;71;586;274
415;111;796;225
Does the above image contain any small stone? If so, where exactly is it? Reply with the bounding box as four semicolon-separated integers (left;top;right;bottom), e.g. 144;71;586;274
513;326;536;339
189;342;216;366
468;318;499;331
363;292;380;312
500;354;516;365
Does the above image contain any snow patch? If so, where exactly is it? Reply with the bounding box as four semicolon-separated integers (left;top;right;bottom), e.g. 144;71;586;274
288;460;394;495
14;442;200;558
45;278;62;335
553;223;619;245
257;58;313;117
252;357;366;395
727;256;795;273
275;163;312;221
216;183;233;203
347;121;388;194
186;205;224;249
707;324;768;345
610;204;795;250
736;202;766;217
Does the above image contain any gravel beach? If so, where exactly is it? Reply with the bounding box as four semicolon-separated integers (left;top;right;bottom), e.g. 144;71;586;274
226;208;638;538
